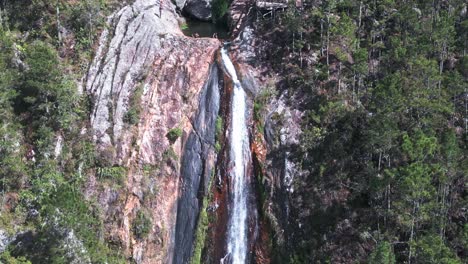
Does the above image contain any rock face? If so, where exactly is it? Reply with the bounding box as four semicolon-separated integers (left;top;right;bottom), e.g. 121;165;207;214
183;0;212;21
227;0;253;38
85;0;220;262
226;6;305;261
175;0;188;10
174;64;220;264
86;0;179;155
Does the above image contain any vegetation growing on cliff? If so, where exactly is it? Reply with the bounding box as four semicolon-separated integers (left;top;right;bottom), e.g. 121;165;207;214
167;127;183;143
215;116;224;152
132;210;152;239
190;184;211;264
124;84;144;125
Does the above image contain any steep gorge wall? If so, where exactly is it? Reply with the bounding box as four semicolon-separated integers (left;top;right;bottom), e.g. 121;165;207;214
84;0;220;262
174;64;220;264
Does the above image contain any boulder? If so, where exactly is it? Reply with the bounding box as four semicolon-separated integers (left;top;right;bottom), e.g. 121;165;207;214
174;0;187;10
184;0;212;21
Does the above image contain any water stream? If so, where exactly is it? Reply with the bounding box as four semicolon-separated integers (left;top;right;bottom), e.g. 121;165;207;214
220;47;250;264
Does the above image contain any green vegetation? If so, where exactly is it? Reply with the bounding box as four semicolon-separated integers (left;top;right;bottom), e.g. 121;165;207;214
0;1;129;262
411;234;461;264
257;0;467;262
253;85;276;132
214;141;222;153
97;166;126;184
0;0;115;70
215;116;223;139
369;241;396;264
15;170;126;263
163;147;179;161
166;127;183;143
132;210;152;239
190;195;210;264
142;163;158;177
214;116;223;152
0;250;31;264
190;170;215;264
0;0;466;263
180;22;189;31
211;0;229;23
124;84;144;125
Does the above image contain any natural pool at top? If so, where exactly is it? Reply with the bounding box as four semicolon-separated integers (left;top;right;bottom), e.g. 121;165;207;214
181;19;229;39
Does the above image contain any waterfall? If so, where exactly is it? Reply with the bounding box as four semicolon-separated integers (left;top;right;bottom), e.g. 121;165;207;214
221;47;250;264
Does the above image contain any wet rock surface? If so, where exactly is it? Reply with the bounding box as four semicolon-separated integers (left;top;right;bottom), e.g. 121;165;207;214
174;64;220;264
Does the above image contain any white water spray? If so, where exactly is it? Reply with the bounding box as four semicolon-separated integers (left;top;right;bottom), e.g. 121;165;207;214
221;47;250;264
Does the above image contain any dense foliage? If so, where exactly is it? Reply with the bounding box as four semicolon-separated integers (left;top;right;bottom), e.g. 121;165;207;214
256;0;466;263
212;0;230;23
0;1;126;263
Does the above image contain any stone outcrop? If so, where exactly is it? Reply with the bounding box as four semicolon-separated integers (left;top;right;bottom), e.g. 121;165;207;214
183;0;212;21
85;0;220;262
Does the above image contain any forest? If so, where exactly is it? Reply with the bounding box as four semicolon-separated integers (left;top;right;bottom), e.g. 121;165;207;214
255;0;467;262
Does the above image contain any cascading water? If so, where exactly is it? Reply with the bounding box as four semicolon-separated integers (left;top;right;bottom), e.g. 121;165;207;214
221;47;250;264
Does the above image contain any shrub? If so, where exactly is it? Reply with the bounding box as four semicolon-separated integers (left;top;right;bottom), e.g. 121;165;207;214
211;0;229;23
124;84;144;125
191;202;208;264
166;127;182;143
16;184;126;263
180;23;189;31
95;145;116;167
97;166;126;184
411;235;461;264
0;250;31;264
142;164;158;177
162;147;179;163
124;108;140;125
132;210;152;239
368;241;396;264
19;41;79;145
